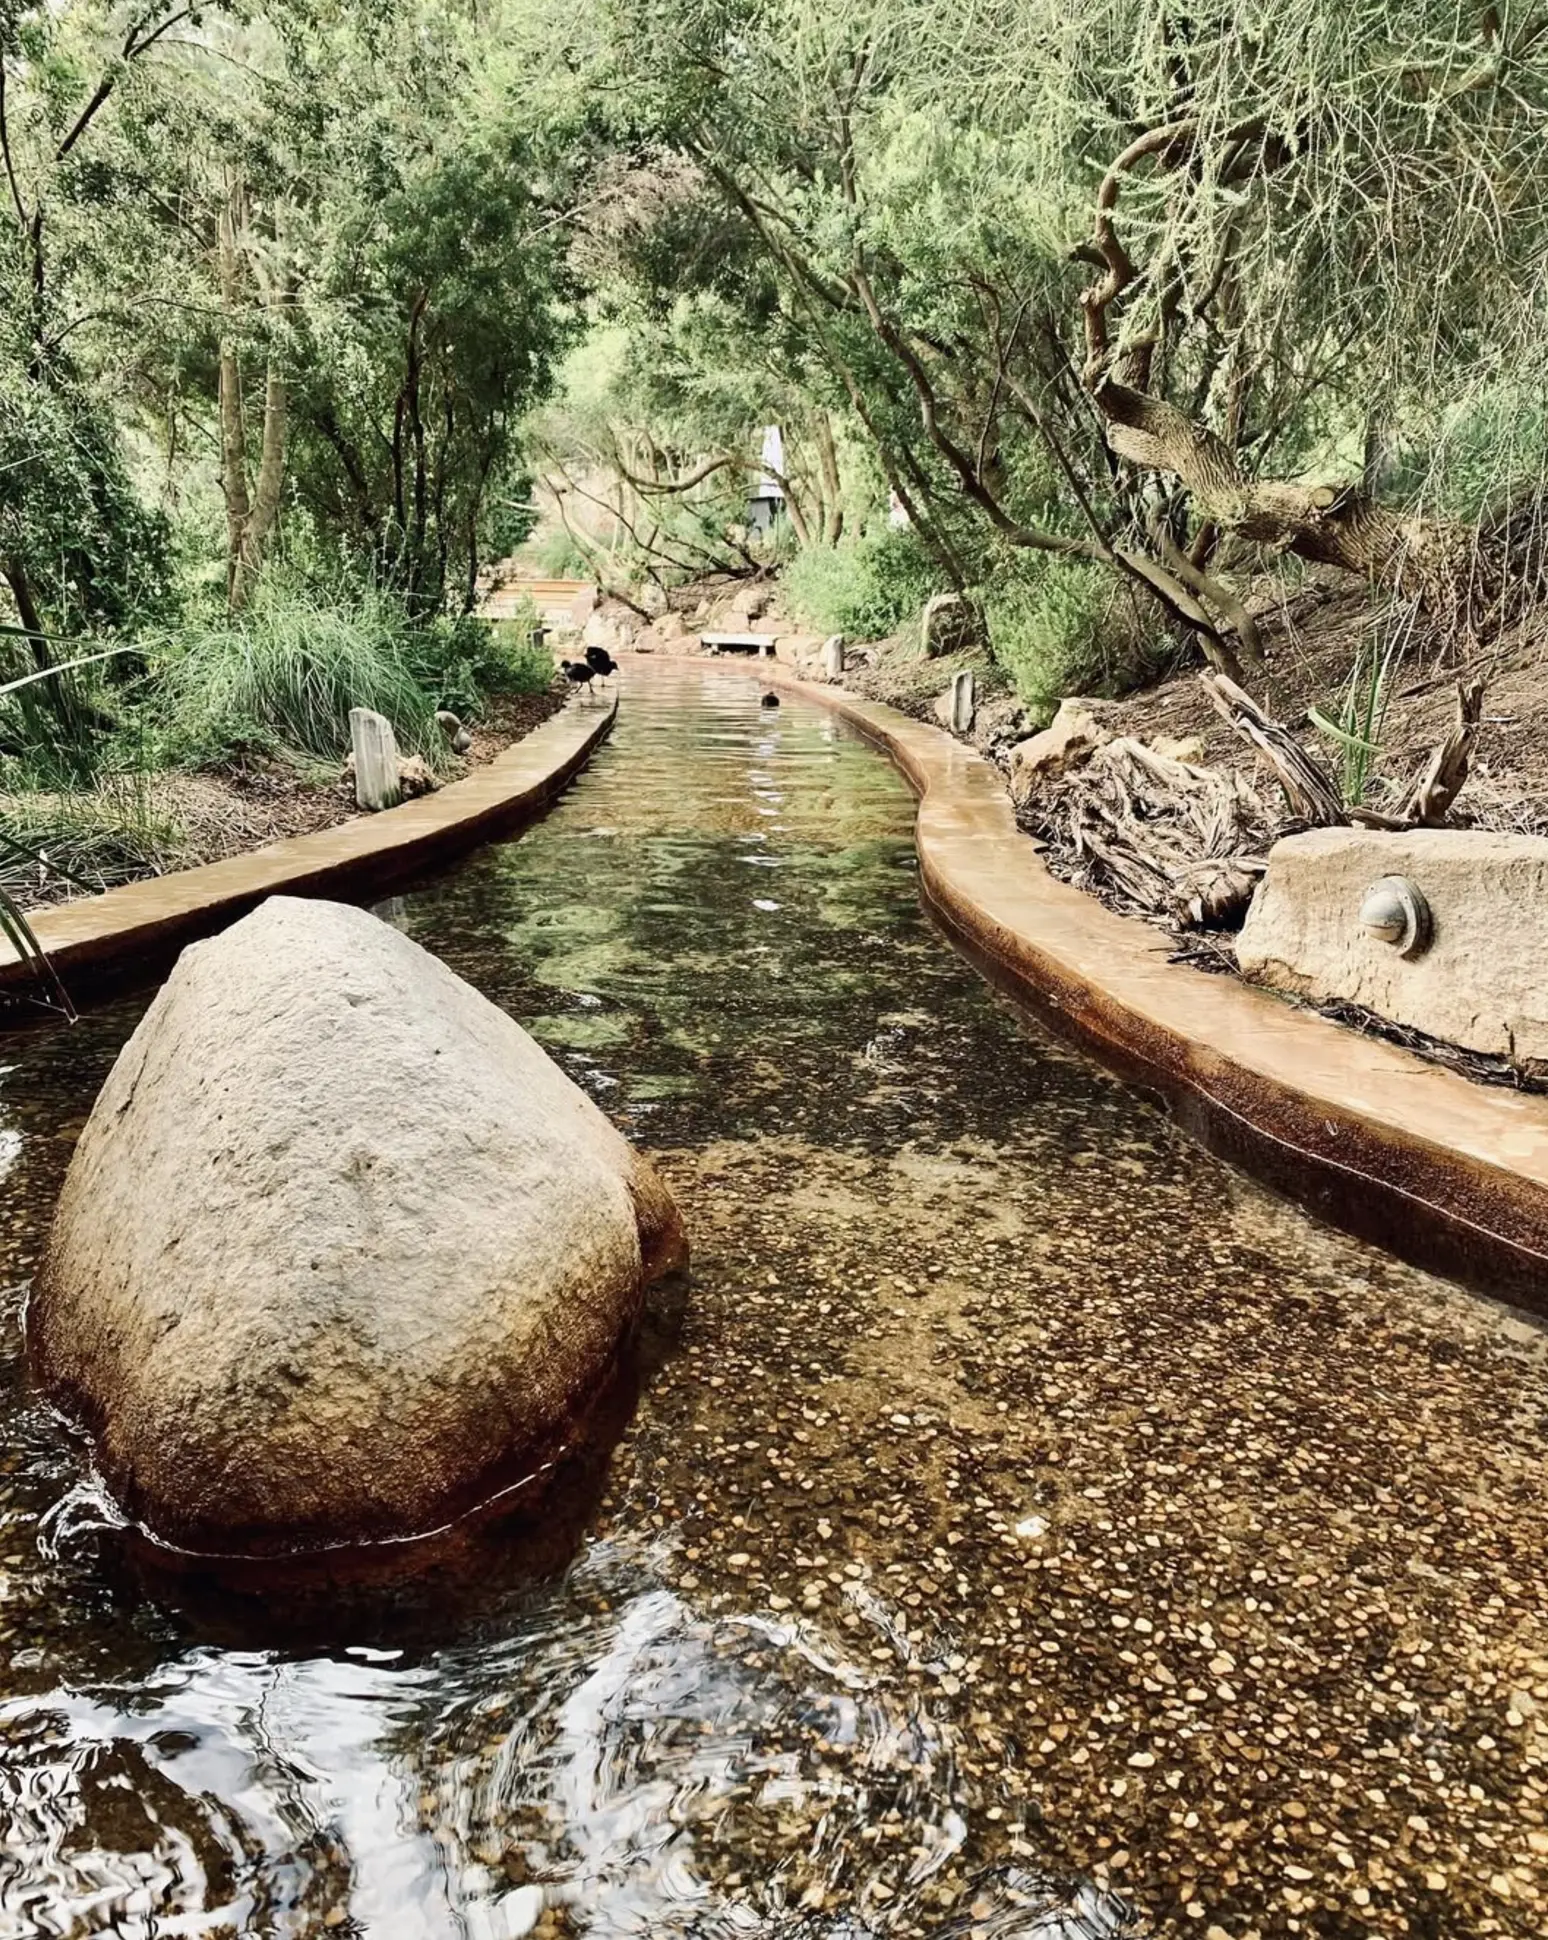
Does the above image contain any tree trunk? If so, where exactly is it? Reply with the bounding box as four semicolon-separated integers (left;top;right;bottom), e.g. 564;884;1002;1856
780;472;813;547
235;360;286;604
218;189;253;613
4;558;93;743
4;559;53;674
815;410;844;544
1092;379;1474;613
405;290;430;609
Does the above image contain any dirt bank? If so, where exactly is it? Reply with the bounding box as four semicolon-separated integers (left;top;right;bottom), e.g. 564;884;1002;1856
5;689;567;913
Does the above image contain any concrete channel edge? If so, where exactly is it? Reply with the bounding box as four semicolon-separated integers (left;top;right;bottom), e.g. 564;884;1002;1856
0;692;617;1009
666;653;1548;1311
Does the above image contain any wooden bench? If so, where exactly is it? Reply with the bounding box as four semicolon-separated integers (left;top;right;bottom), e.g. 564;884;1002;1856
700;630;776;655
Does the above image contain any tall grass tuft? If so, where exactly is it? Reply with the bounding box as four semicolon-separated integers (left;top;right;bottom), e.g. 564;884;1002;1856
155;581;438;765
1309;611;1410;805
0;774;181;895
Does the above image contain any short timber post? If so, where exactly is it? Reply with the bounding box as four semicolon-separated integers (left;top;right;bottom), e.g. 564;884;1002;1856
950;669;975;734
350;707;402;812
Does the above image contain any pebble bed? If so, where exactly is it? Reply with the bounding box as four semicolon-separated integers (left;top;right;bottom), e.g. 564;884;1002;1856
0;667;1544;1938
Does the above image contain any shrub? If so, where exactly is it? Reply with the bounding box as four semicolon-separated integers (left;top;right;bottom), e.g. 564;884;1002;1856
782;528;938;641
534;527;594;578
984;556;1167;722
411;602;554;719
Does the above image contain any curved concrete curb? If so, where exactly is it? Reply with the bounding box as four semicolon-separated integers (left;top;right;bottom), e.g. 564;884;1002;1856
642;652;1548;1309
0;694;616;1008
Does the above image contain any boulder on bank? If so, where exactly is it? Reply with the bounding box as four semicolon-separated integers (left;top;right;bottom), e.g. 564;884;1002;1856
30;896;686;1558
1007;699;1115;808
637;610;688;652
919;591;981;658
1237;826;1548;1066
584;606;641;656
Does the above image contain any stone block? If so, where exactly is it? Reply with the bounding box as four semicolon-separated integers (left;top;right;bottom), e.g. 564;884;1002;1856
950;669;975;733
934;670;975;734
1237;827;1548;1064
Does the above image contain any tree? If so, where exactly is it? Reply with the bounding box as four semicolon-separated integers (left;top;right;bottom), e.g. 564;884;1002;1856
543;0;1548;671
0;1;193;658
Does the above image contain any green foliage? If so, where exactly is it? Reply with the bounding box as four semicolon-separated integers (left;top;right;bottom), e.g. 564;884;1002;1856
527;303;858;588
984;558;1164;723
534;528;594;578
153;580;439;765
1421;383;1548;525
1309;626;1405;805
783;531;937;641
525;0;1548;660
413;603;554;719
288;91;572;614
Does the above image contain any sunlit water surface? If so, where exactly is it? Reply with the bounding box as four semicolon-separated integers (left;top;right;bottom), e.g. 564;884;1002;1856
1;668;1545;1939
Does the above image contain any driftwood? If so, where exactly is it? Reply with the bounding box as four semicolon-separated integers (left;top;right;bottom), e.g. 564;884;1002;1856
1198;674;1344;823
1201;670;1484;832
1029;734;1272;930
1401;676;1485;825
1019;671;1487;938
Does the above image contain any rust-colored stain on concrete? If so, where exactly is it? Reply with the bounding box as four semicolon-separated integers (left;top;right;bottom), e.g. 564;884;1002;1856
642;652;1548;1306
0;695;616;1002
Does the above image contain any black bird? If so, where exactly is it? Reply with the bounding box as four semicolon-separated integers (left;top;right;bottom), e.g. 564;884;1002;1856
761;691;780;709
560;658;597;699
585;645;618;682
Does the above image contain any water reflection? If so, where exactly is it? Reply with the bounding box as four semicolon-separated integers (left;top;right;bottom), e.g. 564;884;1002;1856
0;1537;1134;1939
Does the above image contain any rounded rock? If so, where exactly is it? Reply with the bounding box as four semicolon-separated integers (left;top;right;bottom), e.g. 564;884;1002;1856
29;896;686;1559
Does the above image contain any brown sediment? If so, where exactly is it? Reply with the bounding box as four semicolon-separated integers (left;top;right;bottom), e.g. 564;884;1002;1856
634;652;1548;1310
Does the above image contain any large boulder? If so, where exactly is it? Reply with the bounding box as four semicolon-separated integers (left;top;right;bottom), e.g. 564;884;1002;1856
583;605;640;654
723;581;776;626
31;897;685;1559
919;591;981;658
637;609;688;652
1237;827;1548;1065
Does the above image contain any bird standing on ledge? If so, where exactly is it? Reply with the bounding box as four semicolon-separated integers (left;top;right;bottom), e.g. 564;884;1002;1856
585;645;618;684
560;659;597;698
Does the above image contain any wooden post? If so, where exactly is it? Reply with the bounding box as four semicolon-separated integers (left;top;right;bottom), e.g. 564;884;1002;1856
950;669;975;734
823;634;846;679
350;708;402;812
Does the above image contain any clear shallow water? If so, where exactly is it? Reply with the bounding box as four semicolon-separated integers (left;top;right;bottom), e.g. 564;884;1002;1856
1;667;1546;1938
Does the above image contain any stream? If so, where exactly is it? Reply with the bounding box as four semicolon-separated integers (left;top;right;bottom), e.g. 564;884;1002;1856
1;665;1547;1938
